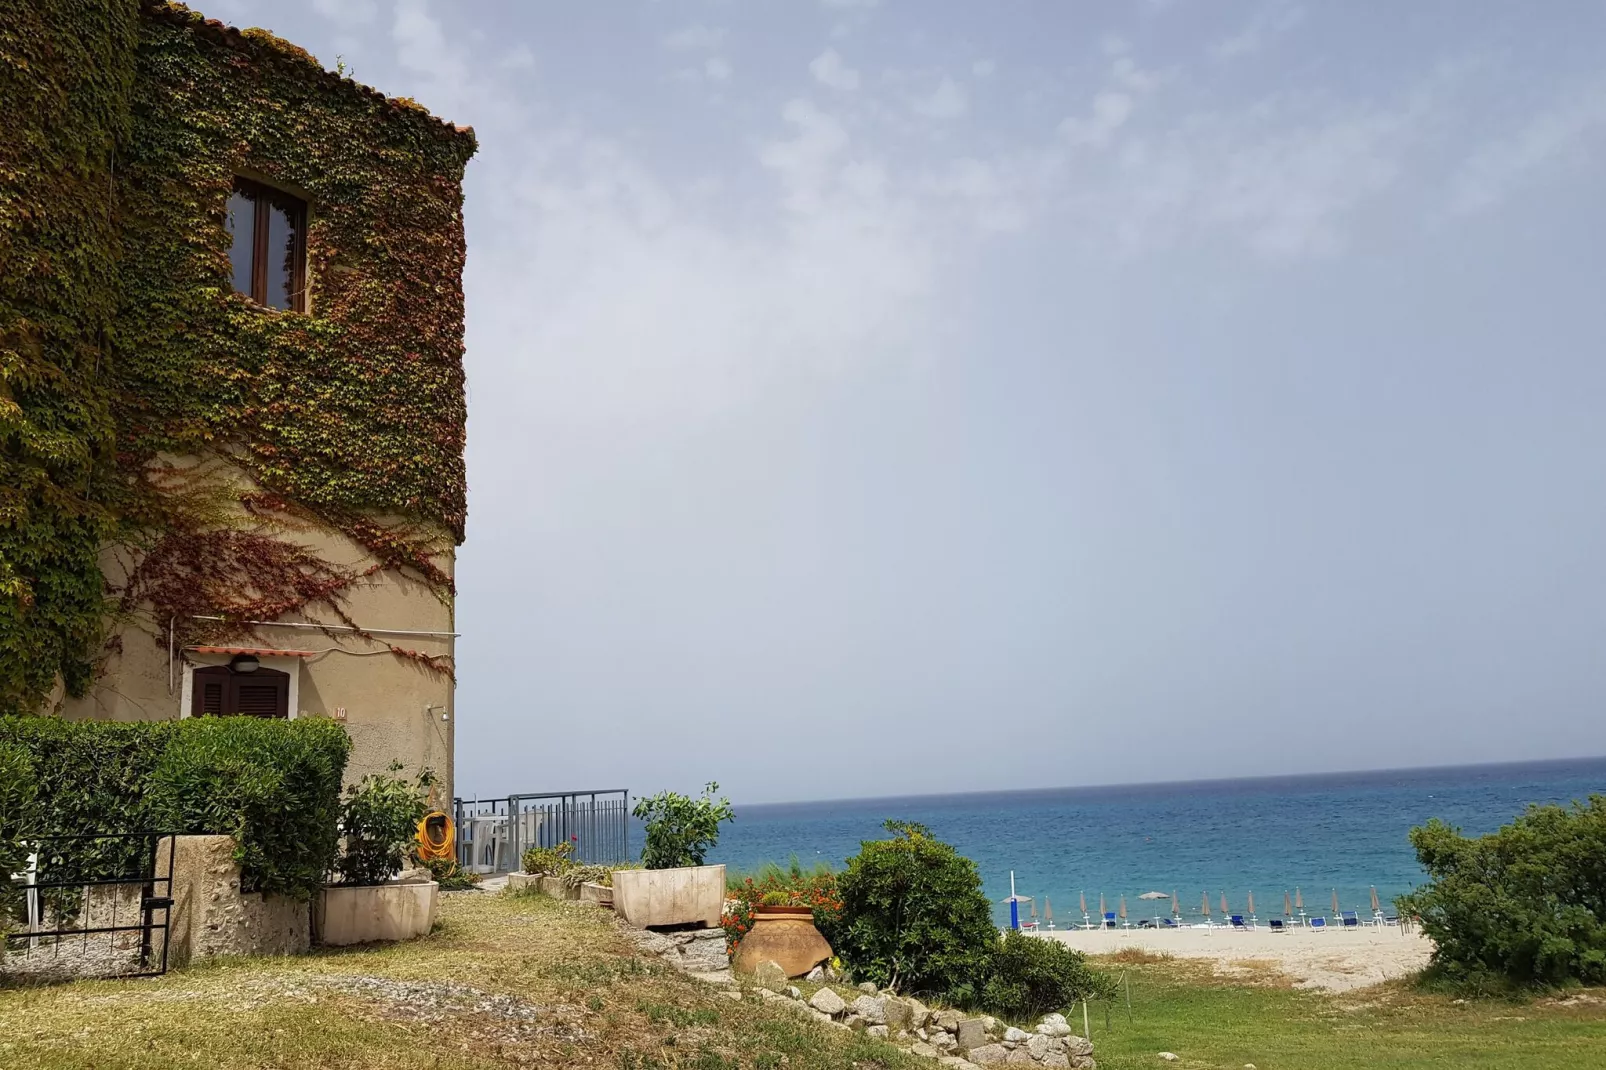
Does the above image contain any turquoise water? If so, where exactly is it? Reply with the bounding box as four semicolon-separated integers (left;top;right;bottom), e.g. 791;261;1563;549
707;757;1606;926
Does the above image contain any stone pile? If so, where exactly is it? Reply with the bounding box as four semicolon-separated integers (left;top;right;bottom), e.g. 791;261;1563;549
756;973;1094;1069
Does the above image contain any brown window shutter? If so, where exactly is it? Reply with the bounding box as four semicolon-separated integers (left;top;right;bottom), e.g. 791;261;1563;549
233;678;288;718
202;681;224;714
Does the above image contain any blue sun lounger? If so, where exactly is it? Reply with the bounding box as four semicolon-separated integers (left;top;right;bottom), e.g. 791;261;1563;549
1310;916;1327;931
1341;910;1361;928
1103;911;1117;929
1230;914;1249;930
1268;918;1286;933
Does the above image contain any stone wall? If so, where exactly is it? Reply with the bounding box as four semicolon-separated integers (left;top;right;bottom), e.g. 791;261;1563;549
164;835;310;967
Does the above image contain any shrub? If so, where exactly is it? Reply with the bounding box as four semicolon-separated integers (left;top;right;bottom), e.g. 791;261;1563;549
146;717;351;900
0;742;36;935
822;821;997;1000
336;764;432;886
980;930;1112;1019
522;841;574;875
1398;797;1606;988
421;857;481;890
633;782;734;870
0;716;350;902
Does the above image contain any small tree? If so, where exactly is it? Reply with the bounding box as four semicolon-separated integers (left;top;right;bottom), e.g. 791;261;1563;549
1399;796;1606;988
822;820;997;1000
337;764;431;886
633;782;734;870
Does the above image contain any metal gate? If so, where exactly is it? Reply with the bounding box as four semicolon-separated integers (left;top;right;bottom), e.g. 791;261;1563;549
454;789;631;874
3;833;175;982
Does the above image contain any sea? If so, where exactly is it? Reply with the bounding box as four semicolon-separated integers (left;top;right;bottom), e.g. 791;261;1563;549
705;757;1606;927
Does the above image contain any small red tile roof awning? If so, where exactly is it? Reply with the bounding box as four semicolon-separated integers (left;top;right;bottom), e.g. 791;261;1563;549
185;646;318;658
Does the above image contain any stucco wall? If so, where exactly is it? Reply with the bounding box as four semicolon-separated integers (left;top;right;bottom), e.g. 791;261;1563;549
60;460;457;801
164;834;310;967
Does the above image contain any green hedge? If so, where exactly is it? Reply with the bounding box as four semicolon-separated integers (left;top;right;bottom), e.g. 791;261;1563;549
0;742;36;932
0;716;350;901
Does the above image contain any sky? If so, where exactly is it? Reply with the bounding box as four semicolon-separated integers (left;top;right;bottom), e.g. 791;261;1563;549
211;0;1606;804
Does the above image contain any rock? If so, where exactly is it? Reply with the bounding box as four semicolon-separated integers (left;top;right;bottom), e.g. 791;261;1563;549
825;964;840;981
983;1016;1000;1035
718;989;741;1002
1027;1034;1055;1060
1004;1027;1031;1044
939;1059;983;1070
859;981;880;995
1040;1013;1068;1028
912;1042;941;1058
1071;1059;1095;1070
956;1018;989;1052
932;1032;959;1052
906;997;931;1029
845;1013;864;1030
1005;1050;1035;1065
785;985;802;1000
806;965;826;983
934;1009;962;1032
1065;1036;1094;1058
809;987;847;1016
966;1043;1011;1065
1158;1055;1179;1063
1041;1054;1070;1069
1037;1019;1072;1037
867;1025;889;1038
752;961;788;991
884;997;915;1030
1244;1065;1256;1069
851;995;887;1025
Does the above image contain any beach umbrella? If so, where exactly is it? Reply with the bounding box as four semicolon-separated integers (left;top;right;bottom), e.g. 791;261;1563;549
1247;891;1256;916
1220;892;1229;916
1118;895;1128;923
1332;889;1341;917
1371;886;1381;914
1080;891;1088;917
1201;892;1210;917
1295;887;1304;910
1045;898;1054;924
1284;892;1293;918
1100;893;1107;917
1138;891;1169;900
1172;891;1180;917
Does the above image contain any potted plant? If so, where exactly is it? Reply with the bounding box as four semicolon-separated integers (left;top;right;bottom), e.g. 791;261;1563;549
612;783;733;929
731;890;834;978
316;765;439;946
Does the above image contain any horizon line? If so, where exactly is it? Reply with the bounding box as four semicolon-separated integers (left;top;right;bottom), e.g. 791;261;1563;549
730;753;1606;810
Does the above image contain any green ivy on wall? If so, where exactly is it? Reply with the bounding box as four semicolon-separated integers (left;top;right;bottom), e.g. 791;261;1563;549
0;1;476;716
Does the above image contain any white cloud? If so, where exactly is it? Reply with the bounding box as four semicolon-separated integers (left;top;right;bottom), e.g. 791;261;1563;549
911;76;969;120
972;59;996;78
704;57;733;82
810;48;861;91
311;0;375;24
1211;3;1305;62
664;24;727;51
1448;83;1606;215
1060;91;1135;147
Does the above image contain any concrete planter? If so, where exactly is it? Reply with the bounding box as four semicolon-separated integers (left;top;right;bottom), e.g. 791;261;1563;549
612;864;725;929
731;905;832;978
580;881;614;908
316;880;438;946
164;835;309;968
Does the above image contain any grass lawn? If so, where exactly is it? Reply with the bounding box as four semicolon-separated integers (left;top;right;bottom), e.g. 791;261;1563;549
1084;951;1606;1070
0;891;925;1070
4;894;1605;1070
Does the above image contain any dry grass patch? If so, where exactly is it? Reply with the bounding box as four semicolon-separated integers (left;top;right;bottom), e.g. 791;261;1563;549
0;891;926;1070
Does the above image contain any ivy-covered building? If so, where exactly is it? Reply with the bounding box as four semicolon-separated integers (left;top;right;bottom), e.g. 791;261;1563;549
1;3;476;797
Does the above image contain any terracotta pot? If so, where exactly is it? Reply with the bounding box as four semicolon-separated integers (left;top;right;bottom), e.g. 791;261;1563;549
732;905;833;978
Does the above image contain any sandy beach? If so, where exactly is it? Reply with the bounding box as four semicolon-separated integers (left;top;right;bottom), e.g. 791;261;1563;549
1040;925;1432;992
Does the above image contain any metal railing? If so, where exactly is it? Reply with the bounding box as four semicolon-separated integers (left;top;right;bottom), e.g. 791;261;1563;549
453;789;630;874
3;833;175;981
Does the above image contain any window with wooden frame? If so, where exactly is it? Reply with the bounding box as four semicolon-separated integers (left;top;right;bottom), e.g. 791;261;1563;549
225;177;308;312
190;665;290;718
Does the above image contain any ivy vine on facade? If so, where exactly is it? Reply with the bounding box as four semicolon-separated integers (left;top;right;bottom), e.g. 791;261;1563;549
1;2;476;796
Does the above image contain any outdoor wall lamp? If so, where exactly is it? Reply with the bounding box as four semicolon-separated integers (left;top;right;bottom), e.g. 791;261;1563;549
230;653;261;673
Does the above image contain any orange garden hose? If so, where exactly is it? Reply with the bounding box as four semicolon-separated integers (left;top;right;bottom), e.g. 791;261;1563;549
416;811;454;863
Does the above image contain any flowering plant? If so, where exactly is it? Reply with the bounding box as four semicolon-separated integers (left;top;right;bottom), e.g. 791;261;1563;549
721;860;842;957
